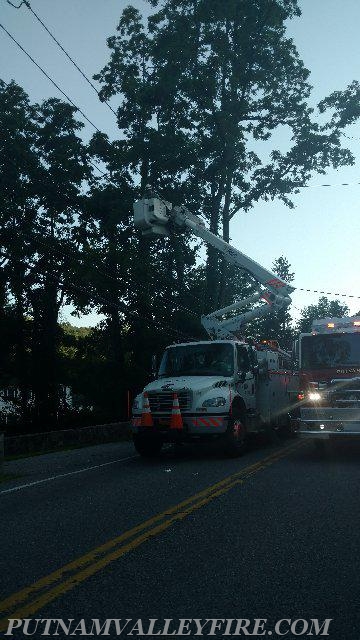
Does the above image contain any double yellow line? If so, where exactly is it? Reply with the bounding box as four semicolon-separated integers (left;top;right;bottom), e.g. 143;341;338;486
0;441;302;630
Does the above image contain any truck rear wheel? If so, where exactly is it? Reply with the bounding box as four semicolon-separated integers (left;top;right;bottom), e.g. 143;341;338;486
133;434;163;458
224;410;247;457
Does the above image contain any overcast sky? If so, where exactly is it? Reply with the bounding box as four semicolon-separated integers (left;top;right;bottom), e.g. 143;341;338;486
1;0;360;326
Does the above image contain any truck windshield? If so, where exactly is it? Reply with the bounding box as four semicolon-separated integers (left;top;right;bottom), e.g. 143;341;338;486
159;343;235;377
301;334;360;369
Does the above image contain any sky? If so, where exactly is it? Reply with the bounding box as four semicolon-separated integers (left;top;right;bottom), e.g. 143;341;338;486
1;0;360;326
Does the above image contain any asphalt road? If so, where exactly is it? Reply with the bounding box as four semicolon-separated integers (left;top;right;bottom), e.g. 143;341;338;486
1;436;360;639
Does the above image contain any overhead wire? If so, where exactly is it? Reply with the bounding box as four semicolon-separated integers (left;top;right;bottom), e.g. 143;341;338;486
0;22;102;133
294;286;360;301
11;0;118;118
296;179;360;189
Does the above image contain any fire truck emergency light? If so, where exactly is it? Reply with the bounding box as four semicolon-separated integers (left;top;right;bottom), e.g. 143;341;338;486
311;316;360;334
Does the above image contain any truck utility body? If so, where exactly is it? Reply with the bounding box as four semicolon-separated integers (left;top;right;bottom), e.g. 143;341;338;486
297;316;360;442
132;196;298;456
132;339;296;440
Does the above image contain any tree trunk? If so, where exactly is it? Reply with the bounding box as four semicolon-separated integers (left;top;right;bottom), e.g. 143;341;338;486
218;170;234;308
204;180;226;313
31;277;60;429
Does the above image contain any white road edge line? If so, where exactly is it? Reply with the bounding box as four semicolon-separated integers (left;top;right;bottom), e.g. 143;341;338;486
0;455;139;495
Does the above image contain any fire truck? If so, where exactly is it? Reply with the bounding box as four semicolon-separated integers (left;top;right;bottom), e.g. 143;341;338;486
296;315;360;448
131;196;298;457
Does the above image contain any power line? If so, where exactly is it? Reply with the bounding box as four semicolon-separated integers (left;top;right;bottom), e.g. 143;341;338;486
0;21;102;133
297;179;360;189
12;0;118;118
6;0;26;6
294;286;360;301
88;160;108;177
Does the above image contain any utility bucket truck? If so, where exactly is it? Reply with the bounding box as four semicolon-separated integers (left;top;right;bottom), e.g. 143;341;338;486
131;197;299;457
296;316;360;448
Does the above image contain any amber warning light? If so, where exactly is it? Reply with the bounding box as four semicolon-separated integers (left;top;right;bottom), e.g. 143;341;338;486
327;323;335;328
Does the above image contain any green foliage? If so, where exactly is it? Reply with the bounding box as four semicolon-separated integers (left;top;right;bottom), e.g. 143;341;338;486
0;79;203;428
296;297;350;334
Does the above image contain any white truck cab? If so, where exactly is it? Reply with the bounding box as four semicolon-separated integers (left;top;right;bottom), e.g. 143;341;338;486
132;339;296;456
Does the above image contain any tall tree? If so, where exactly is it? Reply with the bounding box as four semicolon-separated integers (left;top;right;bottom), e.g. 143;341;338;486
28;98;91;425
95;0;354;316
0;80;41;414
0;83;92;427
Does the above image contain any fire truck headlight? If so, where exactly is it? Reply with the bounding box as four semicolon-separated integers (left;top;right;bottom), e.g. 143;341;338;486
203;397;226;407
308;392;322;402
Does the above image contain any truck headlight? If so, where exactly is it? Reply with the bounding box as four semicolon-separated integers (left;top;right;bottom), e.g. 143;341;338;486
202;397;226;407
308;392;322;402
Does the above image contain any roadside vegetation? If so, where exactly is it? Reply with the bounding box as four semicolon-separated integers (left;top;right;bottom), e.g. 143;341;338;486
0;0;356;432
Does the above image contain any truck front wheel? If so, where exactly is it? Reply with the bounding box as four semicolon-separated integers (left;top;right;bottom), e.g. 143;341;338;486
133;434;163;458
224;410;247;457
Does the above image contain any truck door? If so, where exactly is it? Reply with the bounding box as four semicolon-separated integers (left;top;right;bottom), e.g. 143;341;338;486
236;345;256;411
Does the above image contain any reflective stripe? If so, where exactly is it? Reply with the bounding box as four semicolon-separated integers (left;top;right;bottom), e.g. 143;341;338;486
191;417;224;427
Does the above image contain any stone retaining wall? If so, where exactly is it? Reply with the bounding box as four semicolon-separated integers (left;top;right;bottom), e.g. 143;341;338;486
4;422;131;458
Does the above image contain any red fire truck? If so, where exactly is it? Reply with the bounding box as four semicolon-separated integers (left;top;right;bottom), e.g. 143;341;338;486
296;315;360;448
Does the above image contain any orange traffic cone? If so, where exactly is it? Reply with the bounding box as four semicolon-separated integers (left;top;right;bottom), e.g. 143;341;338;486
140;392;153;427
170;393;183;430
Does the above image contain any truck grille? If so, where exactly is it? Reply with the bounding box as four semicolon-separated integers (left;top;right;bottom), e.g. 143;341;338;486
147;390;191;413
330;378;360;407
